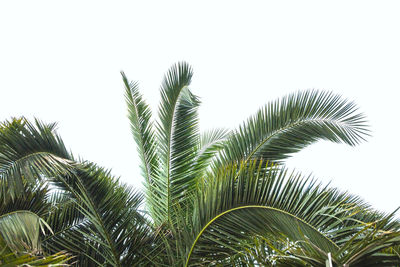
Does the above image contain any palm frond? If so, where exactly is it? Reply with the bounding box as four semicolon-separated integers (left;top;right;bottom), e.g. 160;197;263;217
122;71;158;189
184;162;371;266
45;164;154;266
213;90;369;170
336;212;400;266
153;62;201;226
0;180;50;218
0;118;75;199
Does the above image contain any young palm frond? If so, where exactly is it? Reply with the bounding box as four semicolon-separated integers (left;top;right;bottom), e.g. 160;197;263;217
43;164;155;267
123;72;160;221
124;62;201;226
156;62;200;226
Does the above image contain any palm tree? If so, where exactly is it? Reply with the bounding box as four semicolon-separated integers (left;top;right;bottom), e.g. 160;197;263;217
0;62;399;266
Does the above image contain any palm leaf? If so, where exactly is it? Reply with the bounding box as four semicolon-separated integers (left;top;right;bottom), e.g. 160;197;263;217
153;62;200;225
184;162;371;266
0;180;50;218
0;118;75;199
213;90;369;170
45;164;154;266
122;72;159;203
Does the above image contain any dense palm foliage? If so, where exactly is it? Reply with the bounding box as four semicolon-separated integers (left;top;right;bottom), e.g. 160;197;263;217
1;62;399;266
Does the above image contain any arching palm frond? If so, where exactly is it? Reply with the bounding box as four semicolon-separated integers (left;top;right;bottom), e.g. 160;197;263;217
0;117;155;266
0;118;75;199
122;72;159;220
212;90;369;171
0;180;50;218
184;162;384;266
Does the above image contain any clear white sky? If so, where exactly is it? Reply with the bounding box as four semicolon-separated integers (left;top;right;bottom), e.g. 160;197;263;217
1;1;399;213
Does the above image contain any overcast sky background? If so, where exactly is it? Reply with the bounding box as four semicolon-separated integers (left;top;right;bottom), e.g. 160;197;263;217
1;1;399;214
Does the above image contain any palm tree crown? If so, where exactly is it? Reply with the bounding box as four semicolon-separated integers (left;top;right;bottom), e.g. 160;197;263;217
0;62;398;266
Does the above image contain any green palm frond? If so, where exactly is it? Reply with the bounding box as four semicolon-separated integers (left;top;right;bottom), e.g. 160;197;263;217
335;213;400;266
279;214;400;266
184;162;371;266
213;90;369;170
45;164;153;266
122;71;158;189
153;62;201;226
0;117;155;266
0;180;50;218
0;118;75;199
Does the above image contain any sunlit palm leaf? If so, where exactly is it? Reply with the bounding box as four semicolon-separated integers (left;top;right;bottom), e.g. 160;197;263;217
122;72;159;219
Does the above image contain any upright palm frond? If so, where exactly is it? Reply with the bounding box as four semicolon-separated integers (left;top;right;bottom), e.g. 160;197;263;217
213;90;369;170
122;72;158;194
153;62;201;226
